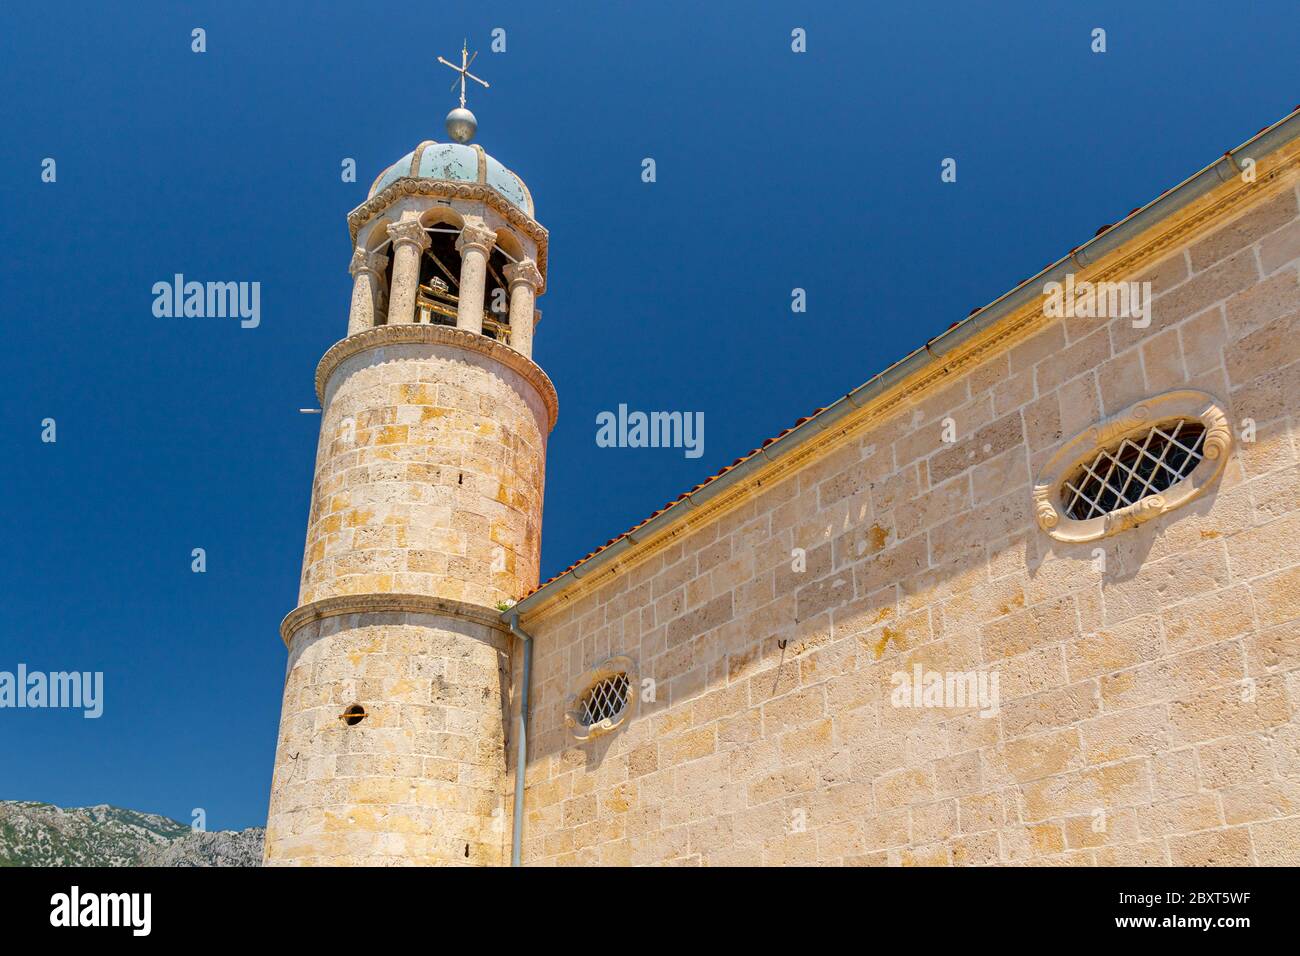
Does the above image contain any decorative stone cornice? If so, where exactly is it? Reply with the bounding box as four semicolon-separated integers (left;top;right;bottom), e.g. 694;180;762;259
280;592;511;646
455;217;497;256
386;219;431;251
504;257;543;290
315;322;558;430
348;248;388;278
348;178;549;294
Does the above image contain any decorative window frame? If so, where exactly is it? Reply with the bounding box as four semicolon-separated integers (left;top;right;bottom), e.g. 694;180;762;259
1033;389;1232;543
564;656;637;741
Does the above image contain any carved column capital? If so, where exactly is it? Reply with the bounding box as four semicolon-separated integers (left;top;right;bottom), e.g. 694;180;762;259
349;248;389;278
347;249;389;335
504;257;543;291
386;219;430;251
455;218;497;256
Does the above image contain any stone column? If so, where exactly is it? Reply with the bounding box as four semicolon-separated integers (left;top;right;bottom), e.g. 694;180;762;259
503;257;543;359
346;248;390;335
385;220;430;325
454;218;497;335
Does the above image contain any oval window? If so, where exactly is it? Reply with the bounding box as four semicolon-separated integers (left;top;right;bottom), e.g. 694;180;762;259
565;657;636;740
1062;419;1206;521
1033;390;1231;543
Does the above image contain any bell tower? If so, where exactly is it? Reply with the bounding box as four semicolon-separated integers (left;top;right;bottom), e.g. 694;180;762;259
264;72;554;865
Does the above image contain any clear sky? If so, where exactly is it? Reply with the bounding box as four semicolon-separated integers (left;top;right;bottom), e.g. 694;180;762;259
2;1;1297;829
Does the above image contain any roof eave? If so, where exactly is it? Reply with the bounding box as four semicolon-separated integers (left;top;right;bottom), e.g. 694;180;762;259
506;104;1300;624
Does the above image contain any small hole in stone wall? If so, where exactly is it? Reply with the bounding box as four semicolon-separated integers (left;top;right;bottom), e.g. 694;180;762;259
458;473;463;485
464;843;470;858
341;704;367;727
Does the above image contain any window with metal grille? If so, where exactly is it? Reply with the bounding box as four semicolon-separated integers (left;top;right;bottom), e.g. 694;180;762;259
578;672;630;727
1063;419;1207;521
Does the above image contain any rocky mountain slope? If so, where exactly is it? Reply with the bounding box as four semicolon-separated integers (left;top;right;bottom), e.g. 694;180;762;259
0;801;263;867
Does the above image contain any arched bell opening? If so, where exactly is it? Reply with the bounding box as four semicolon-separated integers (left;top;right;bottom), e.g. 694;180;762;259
416;207;465;327
482;228;525;346
364;218;393;326
483;246;513;344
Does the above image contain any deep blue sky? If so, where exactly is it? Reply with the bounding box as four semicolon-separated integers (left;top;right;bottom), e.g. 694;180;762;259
2;2;1296;829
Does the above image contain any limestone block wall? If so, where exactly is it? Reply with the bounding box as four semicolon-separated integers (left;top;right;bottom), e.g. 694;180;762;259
299;329;552;609
512;174;1300;865
266;325;555;866
263;611;510;866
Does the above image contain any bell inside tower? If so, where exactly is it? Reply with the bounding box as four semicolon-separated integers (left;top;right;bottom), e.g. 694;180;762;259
394;217;516;346
414;225;463;328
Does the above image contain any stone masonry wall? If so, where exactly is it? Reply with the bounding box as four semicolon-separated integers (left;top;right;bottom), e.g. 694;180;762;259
263;611;510;866
514;174;1300;865
299;340;549;609
267;332;550;865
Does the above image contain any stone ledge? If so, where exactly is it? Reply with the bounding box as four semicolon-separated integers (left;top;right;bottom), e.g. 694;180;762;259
280;592;511;646
314;323;559;430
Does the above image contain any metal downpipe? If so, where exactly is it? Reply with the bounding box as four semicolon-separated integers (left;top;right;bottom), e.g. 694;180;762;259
507;612;533;867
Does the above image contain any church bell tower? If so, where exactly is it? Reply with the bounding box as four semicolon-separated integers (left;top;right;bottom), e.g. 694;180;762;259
264;60;554;865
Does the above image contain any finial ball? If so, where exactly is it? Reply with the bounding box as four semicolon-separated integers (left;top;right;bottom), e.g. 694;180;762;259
446;107;477;144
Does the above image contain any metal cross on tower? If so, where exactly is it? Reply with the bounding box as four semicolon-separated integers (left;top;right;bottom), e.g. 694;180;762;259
437;41;489;110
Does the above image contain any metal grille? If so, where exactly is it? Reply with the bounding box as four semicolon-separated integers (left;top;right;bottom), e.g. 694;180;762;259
1064;419;1206;521
579;673;630;726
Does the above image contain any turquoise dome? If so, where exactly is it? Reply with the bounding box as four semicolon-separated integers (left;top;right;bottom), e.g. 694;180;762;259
367;141;533;217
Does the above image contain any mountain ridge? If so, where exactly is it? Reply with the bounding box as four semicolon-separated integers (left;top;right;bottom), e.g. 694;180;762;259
0;800;264;867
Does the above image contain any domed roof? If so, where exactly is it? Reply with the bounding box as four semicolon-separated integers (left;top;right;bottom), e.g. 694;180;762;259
367;140;533;217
